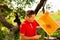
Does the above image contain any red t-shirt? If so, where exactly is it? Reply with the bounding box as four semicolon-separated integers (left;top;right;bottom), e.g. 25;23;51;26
20;20;39;37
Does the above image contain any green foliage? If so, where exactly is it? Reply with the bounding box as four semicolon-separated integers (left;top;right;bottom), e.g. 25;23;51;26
1;8;12;17
52;31;60;37
0;22;9;40
0;0;35;18
0;0;35;40
0;0;11;5
13;0;35;6
37;28;60;40
14;33;20;40
16;8;25;18
37;28;47;40
6;13;15;24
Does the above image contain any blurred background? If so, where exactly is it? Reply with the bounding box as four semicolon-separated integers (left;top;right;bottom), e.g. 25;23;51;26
0;0;60;40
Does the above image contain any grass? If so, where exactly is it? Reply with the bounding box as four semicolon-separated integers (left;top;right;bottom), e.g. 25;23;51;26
51;14;60;20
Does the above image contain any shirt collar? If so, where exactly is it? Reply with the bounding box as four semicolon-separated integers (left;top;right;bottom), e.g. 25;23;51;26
25;20;33;24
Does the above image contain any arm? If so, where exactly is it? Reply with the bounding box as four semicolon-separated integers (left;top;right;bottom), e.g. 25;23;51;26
35;20;41;28
20;24;34;39
36;26;41;28
20;33;34;39
20;33;41;39
20;22;41;39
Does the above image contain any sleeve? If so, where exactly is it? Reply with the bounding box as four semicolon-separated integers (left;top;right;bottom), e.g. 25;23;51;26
35;20;39;26
20;24;26;35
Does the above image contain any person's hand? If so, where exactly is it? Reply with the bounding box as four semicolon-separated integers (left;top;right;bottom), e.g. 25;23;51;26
33;35;41;39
